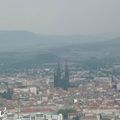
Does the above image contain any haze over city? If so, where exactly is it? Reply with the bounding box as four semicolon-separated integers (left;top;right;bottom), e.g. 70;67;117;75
0;0;120;35
0;1;120;120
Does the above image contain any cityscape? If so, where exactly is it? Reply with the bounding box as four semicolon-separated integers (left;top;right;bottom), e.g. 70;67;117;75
0;0;120;120
0;58;120;120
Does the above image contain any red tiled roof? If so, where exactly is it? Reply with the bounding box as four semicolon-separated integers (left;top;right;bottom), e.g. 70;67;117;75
20;108;55;114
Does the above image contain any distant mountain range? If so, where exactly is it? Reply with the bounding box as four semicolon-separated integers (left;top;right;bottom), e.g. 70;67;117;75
0;31;119;52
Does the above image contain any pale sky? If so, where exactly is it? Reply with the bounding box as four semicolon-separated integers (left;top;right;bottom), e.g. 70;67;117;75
0;0;120;35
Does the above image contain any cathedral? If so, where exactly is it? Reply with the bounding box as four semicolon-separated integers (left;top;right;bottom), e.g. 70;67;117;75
54;62;70;90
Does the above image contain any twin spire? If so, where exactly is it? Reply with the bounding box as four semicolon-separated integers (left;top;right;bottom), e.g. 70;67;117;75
54;62;70;90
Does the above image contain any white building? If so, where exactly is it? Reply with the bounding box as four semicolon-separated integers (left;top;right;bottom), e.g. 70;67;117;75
6;112;63;120
14;86;37;95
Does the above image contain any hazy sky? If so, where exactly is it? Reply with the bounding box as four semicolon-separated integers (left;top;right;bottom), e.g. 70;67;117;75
0;0;120;35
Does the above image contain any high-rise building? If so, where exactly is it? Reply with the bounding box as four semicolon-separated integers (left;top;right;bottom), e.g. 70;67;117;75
54;62;70;90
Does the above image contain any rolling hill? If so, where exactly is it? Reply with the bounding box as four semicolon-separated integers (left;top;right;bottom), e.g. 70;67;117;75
0;31;120;72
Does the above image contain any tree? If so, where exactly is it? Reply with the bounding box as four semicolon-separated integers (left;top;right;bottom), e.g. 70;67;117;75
57;109;76;119
0;91;13;100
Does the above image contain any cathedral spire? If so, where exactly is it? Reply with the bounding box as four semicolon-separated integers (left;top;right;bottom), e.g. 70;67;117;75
64;61;70;90
54;63;61;88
